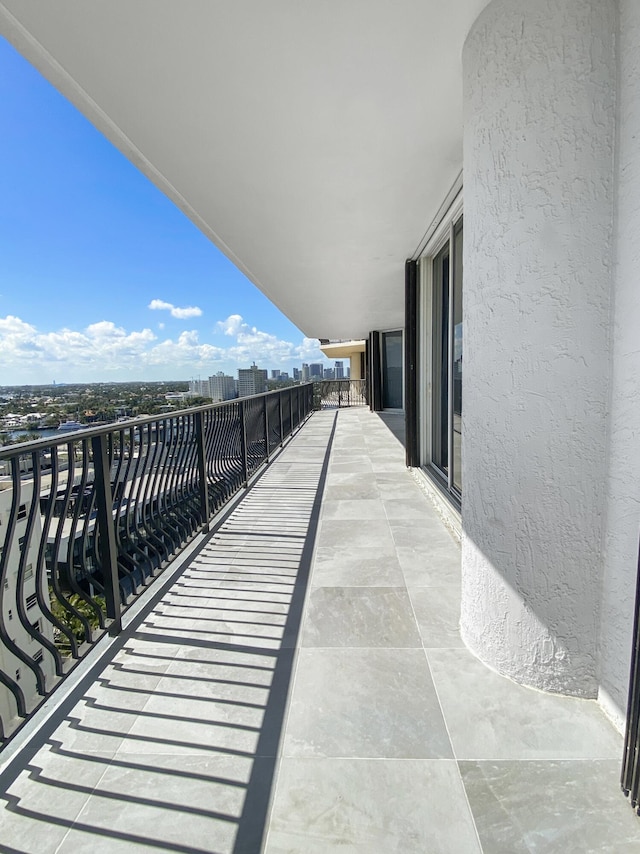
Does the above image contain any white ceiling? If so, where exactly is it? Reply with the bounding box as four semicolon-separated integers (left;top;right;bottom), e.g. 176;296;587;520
0;1;490;339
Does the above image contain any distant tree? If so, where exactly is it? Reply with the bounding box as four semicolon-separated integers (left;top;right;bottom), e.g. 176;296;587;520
50;590;106;651
267;379;295;391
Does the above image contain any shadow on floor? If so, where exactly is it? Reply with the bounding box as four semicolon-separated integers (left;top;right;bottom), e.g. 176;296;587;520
0;413;337;854
375;411;405;448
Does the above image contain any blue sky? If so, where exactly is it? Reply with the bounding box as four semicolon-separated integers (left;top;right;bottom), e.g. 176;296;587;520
0;36;327;385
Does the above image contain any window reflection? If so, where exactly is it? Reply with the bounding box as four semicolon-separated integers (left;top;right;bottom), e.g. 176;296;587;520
429;217;462;497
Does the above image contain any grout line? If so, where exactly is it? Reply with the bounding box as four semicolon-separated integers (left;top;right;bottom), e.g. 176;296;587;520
259;412;339;854
421;646;485;852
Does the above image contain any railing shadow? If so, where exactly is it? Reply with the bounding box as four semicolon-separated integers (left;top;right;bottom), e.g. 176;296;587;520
0;412;337;854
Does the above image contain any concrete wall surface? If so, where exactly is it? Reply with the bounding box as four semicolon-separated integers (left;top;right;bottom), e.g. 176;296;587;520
598;0;640;730
460;0;616;697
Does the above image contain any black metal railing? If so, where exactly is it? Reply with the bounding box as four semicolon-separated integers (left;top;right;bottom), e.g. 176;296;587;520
313;379;367;409
0;383;314;743
623;538;640;812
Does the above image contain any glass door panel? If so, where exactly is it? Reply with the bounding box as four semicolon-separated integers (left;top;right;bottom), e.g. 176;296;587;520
452;219;463;493
432;244;449;475
429;216;463;499
382;331;403;409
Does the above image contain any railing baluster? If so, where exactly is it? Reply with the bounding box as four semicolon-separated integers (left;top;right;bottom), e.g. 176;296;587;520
0;384;315;743
64;439;102;638
195;410;210;531
135;423;164;574
34;447;67;677
289;390;294;437
14;451;49;695
91;434;121;634
0;459;28;719
239;400;249;488
49;442;91;653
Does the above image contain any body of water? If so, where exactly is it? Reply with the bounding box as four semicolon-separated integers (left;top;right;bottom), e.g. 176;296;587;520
6;428;74;442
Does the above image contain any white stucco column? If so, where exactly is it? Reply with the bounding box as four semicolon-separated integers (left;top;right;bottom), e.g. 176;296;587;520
461;0;616;696
598;1;640;728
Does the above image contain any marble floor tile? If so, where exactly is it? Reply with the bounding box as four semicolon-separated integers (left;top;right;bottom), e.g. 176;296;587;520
460;759;640;854
188;573;298;594
323;474;380;500
370;461;408;474
428;648;623;760
408;586;464;648
156;662;271;707
154;604;290;634
118;700;262;758
375;471;423;499
301;586;421;648
0;743;114;854
58;752;266;854
266;758;481;854
389;520;458;550
2;408;634;854
328;459;374;474
172;645;279;673
320;498;387;520
106;645;181;684
47;699;140;755
317;518;395;550
283;648;452;759
330;445;367;456
310;546;405;587
396;544;462;586
167;585;294;606
382;495;438;520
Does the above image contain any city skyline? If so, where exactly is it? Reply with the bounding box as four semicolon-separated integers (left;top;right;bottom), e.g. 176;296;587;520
189;360;348;401
0;37;330;385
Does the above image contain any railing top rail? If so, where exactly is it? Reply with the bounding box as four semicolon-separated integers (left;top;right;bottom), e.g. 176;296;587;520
0;383;315;460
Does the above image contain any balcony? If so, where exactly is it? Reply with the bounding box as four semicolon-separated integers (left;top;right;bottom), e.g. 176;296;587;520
0;406;639;852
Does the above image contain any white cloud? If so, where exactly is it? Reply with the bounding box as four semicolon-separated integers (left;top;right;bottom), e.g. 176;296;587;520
0;315;37;338
216;314;244;336
0;315;157;378
145;329;227;369
214;314;326;366
148;299;202;319
0;312;329;384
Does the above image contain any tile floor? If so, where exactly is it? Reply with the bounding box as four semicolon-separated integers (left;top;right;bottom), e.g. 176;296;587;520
1;408;639;853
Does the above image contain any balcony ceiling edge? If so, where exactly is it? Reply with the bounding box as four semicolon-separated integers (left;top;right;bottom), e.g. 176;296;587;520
0;0;491;339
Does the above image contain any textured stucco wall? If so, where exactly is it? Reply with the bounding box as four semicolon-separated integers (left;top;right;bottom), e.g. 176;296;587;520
461;0;616;696
598;1;640;729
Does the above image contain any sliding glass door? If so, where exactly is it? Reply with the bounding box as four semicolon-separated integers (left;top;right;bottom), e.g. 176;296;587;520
430;218;463;498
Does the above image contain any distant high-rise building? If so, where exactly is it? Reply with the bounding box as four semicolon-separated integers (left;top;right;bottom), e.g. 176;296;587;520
237;363;268;397
335;360;344;379
188;379;208;397
209;372;237;402
323;368;335;380
301;363;310;381
271;370;281;380
293;368;301;381
309;363;323;378
280;371;289;380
